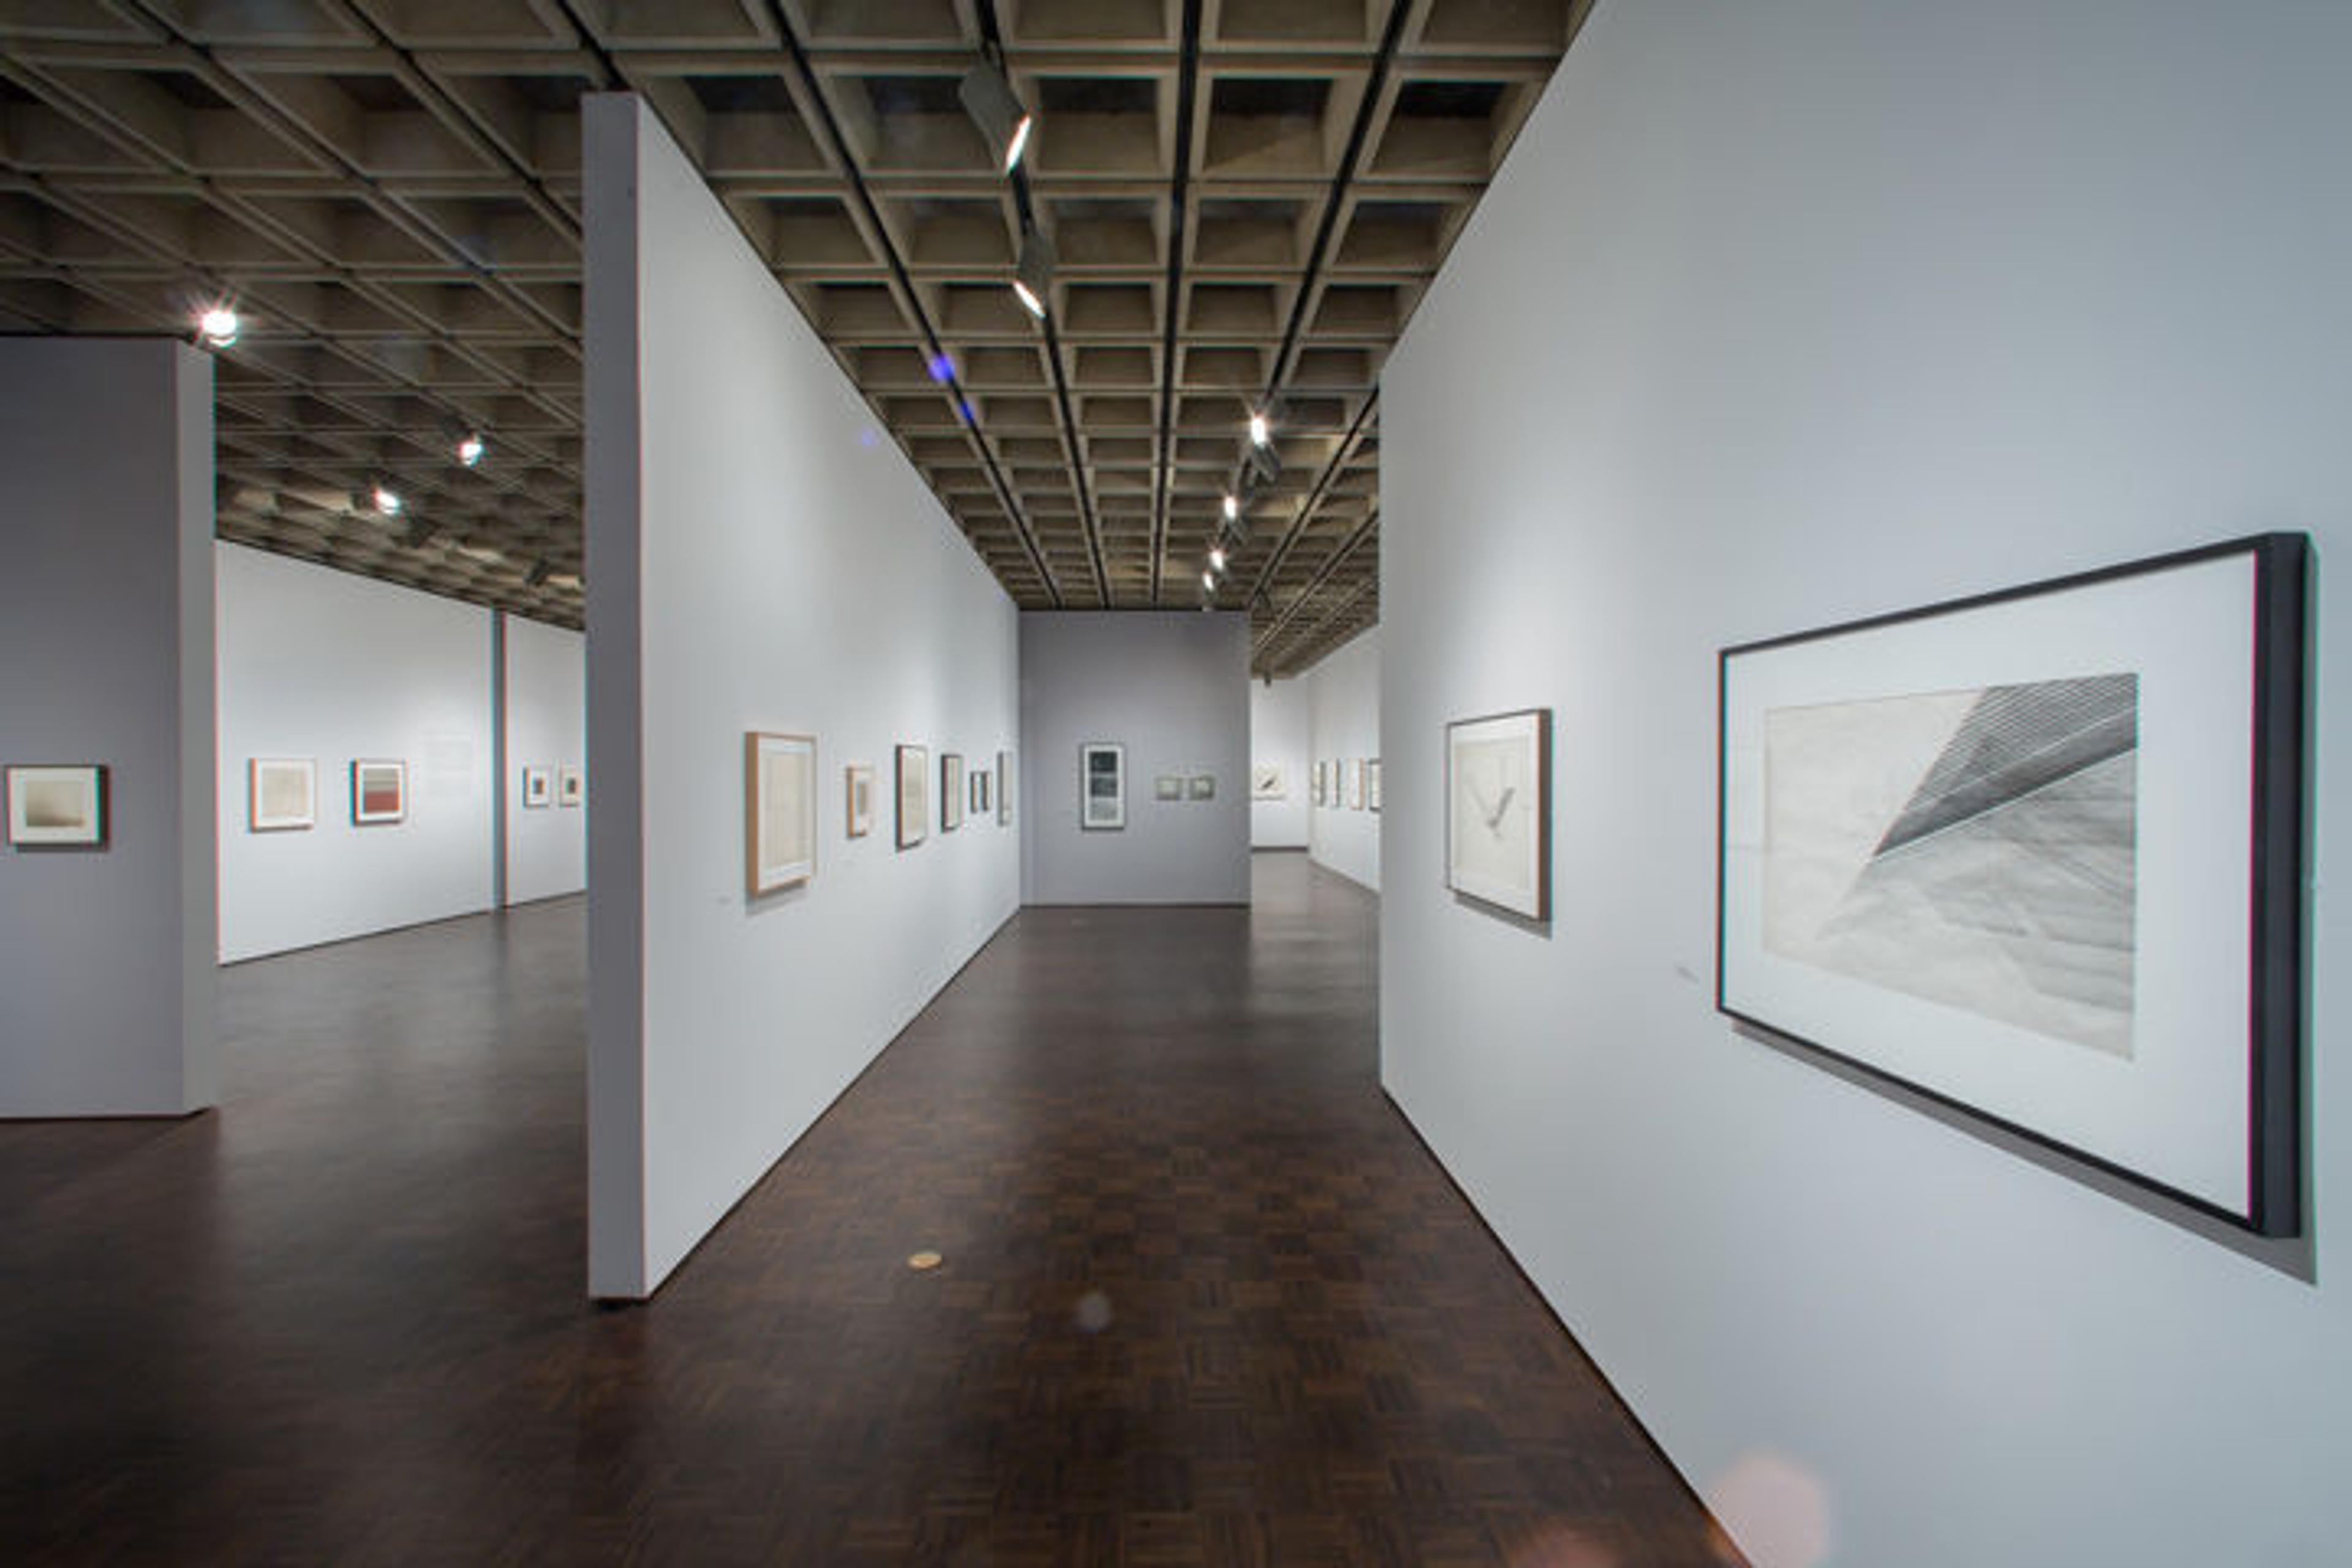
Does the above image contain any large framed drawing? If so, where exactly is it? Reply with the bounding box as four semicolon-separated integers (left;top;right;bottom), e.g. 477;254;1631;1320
351;760;407;825
1446;710;1550;921
941;752;964;831
997;750;1014;826
249;757;315;832
1081;742;1125;830
1718;533;2306;1235
846;764;874;838
6;764;107;847
745;731;816;895
896;744;928;849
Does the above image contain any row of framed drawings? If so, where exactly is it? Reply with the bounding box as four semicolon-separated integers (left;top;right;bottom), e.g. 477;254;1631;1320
747;734;1014;895
1310;756;1381;812
249;757;409;831
1442;532;2308;1240
519;764;585;810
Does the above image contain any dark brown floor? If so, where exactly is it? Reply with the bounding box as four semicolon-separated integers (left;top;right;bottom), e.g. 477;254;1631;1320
0;854;1733;1566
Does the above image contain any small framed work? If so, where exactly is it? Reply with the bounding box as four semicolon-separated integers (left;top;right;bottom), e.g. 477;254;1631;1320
351;760;407;825
745;731;816;895
970;767;989;816
521;766;552;809
1718;532;2307;1235
558;765;584;808
1345;758;1365;810
997;750;1014;826
941;752;965;831
846;764;874;838
1446;709;1550;921
896;744;929;849
1313;760;1328;806
1082;742;1125;830
1250;763;1284;800
1154;774;1183;802
1367;759;1382;813
1188;774;1215;801
6;764;107;847
249;757;315;832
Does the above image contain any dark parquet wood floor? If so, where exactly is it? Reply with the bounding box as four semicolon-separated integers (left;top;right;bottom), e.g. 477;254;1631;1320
0;854;1734;1566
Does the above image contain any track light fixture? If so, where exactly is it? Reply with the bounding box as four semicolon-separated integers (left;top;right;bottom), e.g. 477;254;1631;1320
370;483;402;518
1248;410;1271;447
959;53;1034;175
1222;493;1240;523
1245;440;1281;488
526;559;553;588
1208;544;1227;573
197;304;239;347
456;432;485;469
404;518;440;549
1202;568;1216;592
1012;222;1056;319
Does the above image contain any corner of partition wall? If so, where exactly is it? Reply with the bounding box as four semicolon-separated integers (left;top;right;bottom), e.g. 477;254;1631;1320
582;88;651;1302
173;339;221;1111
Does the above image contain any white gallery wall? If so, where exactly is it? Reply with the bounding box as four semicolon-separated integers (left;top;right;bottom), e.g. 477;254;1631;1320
503;615;587;905
585;95;1021;1300
1380;4;2351;1565
1248;676;1310;849
1020;612;1250;905
1303;629;1380;892
216;543;497;963
0;339;216;1117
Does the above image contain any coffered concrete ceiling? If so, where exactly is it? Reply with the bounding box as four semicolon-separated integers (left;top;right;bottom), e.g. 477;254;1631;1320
0;0;1585;674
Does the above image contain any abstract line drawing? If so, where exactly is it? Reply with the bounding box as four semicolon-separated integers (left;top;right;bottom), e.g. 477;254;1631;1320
1764;674;2137;1057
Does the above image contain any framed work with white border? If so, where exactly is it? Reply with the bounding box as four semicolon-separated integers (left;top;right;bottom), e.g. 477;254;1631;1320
744;731;815;895
1446;710;1550;921
1082;742;1125;831
896;744;928;850
6;764;107;847
557;764;584;808
249;757;315;832
846;764;873;839
996;750;1014;826
350;760;407;826
1717;532;2306;1236
521;766;552;809
941;752;964;832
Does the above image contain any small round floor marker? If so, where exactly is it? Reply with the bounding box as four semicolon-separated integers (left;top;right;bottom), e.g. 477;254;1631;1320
907;1250;943;1272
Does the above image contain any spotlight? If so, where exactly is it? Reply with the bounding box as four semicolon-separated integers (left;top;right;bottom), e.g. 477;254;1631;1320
1201;568;1216;592
197;305;239;347
1245;440;1280;488
526;559;553;588
1208;545;1227;572
371;484;403;518
1012;222;1056;320
456;432;485;469
959;57;1034;174
1248;410;1270;447
1223;493;1240;523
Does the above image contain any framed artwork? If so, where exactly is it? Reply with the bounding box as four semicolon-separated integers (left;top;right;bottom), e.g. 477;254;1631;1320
941;752;964;831
997;750;1014;826
1313;760;1328;806
745;731;816;895
249;757;315;832
351;760;407;825
1082;742;1125;830
521;766;552;809
896;744;928;849
970;767;989;816
1346;757;1365;810
1367;759;1382;813
558;765;584;808
1251;763;1284;799
1719;533;2306;1235
1188;774;1215;801
1155;774;1183;802
846;764;874;838
6;764;107;847
1446;709;1549;921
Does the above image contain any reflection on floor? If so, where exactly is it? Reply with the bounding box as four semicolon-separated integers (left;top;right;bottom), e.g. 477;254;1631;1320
0;854;1730;1564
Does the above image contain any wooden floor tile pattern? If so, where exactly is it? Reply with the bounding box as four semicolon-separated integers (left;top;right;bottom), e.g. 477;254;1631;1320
0;856;1735;1565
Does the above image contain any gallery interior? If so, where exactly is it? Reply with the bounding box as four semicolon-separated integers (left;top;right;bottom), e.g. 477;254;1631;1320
2;3;2346;1564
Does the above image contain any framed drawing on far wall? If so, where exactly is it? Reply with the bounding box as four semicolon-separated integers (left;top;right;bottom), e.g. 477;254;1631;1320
1717;532;2307;1236
896;744;928;849
745;731;815;894
351;760;407;825
1312;760;1327;806
558;764;584;808
521;765;552;809
1188;774;1215;801
941;752;964;831
1367;758;1382;813
6;764;107;847
846;764;873;838
1082;742;1125;830
249;757;315;832
1154;774;1183;802
1446;709;1549;921
1345;757;1365;810
1251;763;1284;799
997;750;1014;826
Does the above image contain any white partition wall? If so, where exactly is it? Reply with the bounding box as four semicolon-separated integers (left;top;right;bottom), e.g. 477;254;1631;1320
1248;676;1310;849
503;616;586;905
1303;630;1379;892
584;94;1022;1300
216;543;497;963
0;339;216;1117
1381;5;2352;1566
1019;612;1250;905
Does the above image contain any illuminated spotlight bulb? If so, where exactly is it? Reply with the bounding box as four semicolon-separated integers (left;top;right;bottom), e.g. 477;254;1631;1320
1208;545;1227;572
1223;493;1240;523
371;484;402;518
456;432;485;469
1202;568;1216;591
197;306;239;347
959;59;1034;175
1011;222;1056;320
1248;411;1270;447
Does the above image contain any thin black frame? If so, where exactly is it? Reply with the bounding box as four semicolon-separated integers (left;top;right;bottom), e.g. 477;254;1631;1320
1715;532;2306;1237
1443;707;1552;922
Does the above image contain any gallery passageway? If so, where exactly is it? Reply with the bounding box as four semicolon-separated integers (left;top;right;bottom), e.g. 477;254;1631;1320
0;854;1722;1564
